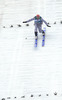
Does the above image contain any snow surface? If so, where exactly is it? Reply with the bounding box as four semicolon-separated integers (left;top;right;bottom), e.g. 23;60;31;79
0;0;62;100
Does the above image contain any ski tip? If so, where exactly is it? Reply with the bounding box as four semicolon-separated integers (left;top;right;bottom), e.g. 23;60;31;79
35;44;37;47
42;45;44;47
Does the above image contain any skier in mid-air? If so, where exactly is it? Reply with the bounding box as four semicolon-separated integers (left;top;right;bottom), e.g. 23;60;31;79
23;14;51;39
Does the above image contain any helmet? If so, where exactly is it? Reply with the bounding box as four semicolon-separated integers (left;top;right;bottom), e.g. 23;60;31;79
36;14;40;17
36;14;40;19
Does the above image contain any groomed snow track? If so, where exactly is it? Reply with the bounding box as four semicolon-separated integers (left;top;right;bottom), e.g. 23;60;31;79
0;0;62;100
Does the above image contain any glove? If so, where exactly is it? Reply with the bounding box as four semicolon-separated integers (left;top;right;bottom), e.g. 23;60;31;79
47;25;51;27
23;21;27;23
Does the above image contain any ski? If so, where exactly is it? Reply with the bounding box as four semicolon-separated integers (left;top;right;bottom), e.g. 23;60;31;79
42;35;45;46
34;39;37;47
42;27;46;47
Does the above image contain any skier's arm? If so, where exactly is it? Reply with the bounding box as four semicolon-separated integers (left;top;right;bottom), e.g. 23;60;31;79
42;18;51;27
23;18;34;23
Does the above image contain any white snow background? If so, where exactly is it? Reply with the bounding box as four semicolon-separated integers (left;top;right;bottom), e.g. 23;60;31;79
0;0;62;100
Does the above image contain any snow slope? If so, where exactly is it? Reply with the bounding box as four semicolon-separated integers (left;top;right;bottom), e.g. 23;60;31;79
0;0;62;100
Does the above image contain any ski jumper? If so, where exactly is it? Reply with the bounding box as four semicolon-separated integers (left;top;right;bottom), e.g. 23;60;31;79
26;16;48;33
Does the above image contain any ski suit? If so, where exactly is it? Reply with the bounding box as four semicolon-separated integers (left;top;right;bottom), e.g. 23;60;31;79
26;16;48;33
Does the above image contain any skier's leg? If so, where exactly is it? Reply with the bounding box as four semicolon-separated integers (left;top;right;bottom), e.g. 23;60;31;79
38;25;41;33
38;25;45;36
35;31;38;39
34;25;38;39
42;30;45;36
